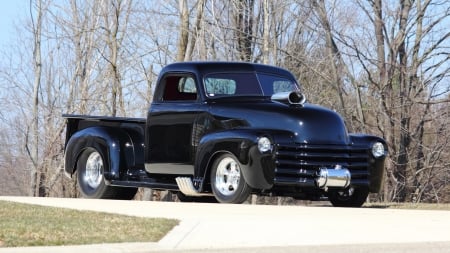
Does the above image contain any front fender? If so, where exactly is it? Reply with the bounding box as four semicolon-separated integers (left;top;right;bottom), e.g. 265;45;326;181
195;129;276;190
350;134;387;193
64;126;136;180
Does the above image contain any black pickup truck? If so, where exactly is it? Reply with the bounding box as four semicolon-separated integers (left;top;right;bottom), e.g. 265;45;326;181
64;62;387;207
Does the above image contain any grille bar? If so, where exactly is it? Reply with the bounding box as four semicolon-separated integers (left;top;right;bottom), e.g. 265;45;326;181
276;159;367;169
277;150;368;160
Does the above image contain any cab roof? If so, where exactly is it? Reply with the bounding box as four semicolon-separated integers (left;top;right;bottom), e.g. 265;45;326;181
160;61;296;79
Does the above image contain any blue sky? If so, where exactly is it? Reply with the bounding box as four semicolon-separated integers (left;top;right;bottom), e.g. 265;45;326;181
0;1;26;46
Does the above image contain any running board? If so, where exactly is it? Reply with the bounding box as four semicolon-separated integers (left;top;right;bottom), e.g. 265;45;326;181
110;180;178;190
175;177;212;197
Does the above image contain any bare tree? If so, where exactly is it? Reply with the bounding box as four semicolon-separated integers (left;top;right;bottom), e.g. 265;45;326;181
233;0;255;61
99;0;133;116
28;0;44;196
64;0;102;115
349;0;450;201
311;0;349;123
185;0;206;60
176;0;189;61
261;0;270;64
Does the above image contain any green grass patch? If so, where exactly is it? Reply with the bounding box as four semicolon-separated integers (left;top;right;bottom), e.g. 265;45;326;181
0;201;178;247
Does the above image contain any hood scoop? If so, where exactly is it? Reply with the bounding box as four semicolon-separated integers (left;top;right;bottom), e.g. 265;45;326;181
271;91;306;106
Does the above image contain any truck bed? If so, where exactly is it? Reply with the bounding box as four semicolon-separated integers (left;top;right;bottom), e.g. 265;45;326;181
62;114;146;123
63;114;146;145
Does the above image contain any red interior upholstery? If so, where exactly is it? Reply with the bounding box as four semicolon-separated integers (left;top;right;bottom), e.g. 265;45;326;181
163;76;197;101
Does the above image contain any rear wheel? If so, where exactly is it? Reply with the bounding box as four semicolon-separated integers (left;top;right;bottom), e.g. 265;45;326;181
210;153;251;204
328;187;369;207
77;148;137;200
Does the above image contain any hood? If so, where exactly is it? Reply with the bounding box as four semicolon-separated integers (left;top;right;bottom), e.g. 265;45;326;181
208;98;349;145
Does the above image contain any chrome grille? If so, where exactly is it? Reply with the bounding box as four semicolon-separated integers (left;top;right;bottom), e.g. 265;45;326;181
274;143;369;186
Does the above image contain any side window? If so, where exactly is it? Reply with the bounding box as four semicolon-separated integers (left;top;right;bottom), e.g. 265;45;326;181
162;75;198;101
257;73;299;96
273;80;295;93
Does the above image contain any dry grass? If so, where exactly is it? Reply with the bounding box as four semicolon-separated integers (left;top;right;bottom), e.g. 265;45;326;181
0;201;178;247
364;202;450;211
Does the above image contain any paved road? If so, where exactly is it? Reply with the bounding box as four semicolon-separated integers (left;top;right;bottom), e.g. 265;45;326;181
1;197;450;253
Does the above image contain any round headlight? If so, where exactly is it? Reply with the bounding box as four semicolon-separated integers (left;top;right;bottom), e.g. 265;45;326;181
258;137;272;153
372;142;385;158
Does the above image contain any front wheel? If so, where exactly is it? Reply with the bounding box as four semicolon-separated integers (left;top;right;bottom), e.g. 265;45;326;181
77;148;137;200
328;187;369;207
210;153;251;204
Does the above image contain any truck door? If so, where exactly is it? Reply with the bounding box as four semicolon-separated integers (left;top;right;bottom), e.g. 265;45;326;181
145;74;203;175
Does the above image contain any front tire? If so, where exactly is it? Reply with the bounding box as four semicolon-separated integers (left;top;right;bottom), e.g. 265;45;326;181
77;148;137;200
210;153;251;204
328;187;369;207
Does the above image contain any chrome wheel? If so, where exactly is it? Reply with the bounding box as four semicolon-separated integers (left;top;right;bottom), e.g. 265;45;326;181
210;153;251;204
77;147;137;199
83;151;103;189
215;157;241;196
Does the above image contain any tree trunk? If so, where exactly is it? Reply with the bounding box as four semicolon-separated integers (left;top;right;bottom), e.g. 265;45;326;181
102;0;130;117
312;0;349;125
262;0;270;64
30;0;43;197
177;0;189;62
234;0;254;61
186;0;206;61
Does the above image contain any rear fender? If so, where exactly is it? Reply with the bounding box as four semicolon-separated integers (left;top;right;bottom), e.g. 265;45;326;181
64;126;137;180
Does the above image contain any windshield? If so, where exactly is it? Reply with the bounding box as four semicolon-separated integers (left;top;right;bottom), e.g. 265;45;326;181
204;72;299;97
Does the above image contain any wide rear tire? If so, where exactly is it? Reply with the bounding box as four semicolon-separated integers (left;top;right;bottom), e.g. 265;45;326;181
210;153;251;204
77;148;137;200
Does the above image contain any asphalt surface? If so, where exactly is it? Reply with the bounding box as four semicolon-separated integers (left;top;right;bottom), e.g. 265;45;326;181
1;196;450;253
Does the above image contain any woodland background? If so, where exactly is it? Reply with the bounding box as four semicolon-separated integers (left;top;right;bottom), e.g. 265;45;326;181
0;0;449;203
